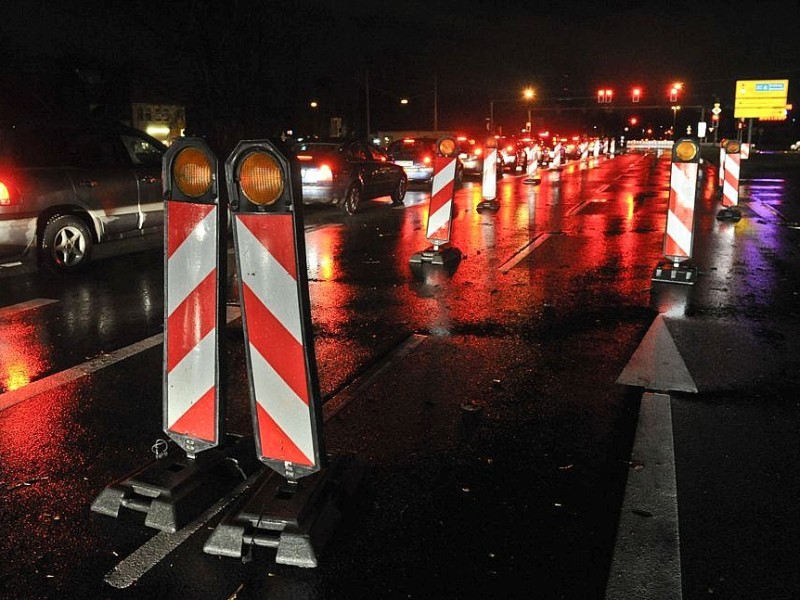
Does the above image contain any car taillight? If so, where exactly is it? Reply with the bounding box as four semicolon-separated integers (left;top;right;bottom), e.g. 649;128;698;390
0;180;15;206
475;148;482;156
318;164;333;181
423;155;432;165
506;145;514;153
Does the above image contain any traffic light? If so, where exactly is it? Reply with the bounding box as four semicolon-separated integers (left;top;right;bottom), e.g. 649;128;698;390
669;82;682;103
629;117;638;126
632;87;641;103
597;89;613;104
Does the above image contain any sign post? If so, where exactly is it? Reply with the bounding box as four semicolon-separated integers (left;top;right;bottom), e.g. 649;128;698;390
717;139;743;222
204;140;365;567
652;138;701;285
91;140;260;532
409;136;462;266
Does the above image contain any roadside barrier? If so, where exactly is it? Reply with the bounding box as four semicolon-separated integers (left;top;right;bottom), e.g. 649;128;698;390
652;137;701;285
94;139;364;567
717;139;742;222
478;136;500;210
410;136;462;265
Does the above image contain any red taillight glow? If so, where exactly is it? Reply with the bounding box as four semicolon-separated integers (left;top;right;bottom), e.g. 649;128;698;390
318;164;333;181
297;154;314;161
475;148;483;156
506;145;514;153
0;181;12;205
423;155;432;164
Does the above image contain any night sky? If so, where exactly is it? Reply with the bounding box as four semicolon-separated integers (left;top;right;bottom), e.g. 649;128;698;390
1;0;798;142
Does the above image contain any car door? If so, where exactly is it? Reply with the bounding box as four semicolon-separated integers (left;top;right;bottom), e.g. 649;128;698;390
66;128;141;239
347;142;379;198
119;131;165;231
364;144;397;196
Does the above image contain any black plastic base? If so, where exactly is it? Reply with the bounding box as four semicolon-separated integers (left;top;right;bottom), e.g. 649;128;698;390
476;199;500;211
91;434;260;532
716;207;742;222
409;246;462;267
652;262;698;286
204;454;367;568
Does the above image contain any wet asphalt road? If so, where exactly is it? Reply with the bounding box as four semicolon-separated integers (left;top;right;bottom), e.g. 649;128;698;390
0;150;798;599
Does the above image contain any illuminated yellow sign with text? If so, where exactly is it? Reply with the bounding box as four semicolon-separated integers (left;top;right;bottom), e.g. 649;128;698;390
734;79;790;119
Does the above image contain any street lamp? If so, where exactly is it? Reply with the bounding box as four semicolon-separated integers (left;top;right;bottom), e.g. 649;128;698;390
522;87;536;134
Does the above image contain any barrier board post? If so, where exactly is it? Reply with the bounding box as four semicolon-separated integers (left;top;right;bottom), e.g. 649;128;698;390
717;139;742;222
203;140;365;567
477;136;501;210
652;137;701;285
91;139;260;532
409;136;463;265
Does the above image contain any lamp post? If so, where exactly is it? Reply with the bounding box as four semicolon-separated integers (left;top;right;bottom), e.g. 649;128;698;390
523;87;535;135
671;105;681;138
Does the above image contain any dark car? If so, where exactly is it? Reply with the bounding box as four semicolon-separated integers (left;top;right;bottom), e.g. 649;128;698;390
496;137;528;173
387;137;464;187
0;121;166;272
457;137;504;179
294;140;407;215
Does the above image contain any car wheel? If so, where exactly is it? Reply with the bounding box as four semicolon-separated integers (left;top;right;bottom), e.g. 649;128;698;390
391;176;407;203
342;183;361;215
39;214;93;272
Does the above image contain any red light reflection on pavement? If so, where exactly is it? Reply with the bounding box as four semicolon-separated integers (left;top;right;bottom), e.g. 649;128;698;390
0;321;51;393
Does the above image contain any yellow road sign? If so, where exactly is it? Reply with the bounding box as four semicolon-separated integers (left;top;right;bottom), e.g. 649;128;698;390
734;79;789;118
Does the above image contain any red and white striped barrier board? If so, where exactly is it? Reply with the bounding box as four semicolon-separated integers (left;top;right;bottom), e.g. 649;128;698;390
663;161;698;262
741;143;750;160
722;152;740;208
426;155;457;244
482;148;497;200
234;213;322;478
164;200;221;455
718;145;726;184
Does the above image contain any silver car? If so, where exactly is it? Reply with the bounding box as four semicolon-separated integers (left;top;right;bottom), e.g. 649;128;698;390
0;122;166;272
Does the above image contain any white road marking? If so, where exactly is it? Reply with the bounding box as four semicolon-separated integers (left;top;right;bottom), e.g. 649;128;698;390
605;392;682;600
0;306;241;413
498;233;552;273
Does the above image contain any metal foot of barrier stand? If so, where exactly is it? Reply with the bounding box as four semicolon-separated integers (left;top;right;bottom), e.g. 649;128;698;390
652;262;698;286
409;245;462;267
204;454;367;568
91;434;261;532
716;206;742;222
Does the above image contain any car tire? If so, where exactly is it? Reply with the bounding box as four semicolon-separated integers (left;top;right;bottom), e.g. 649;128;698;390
39;214;93;272
390;176;407;204
342;183;361;215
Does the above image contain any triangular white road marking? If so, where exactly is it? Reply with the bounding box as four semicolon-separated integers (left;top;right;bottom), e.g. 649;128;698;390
617;315;698;393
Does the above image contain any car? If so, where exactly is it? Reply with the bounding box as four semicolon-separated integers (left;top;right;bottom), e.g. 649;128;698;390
0;120;167;273
496;137;528;173
457;138;504;179
294;139;407;214
387;137;464;187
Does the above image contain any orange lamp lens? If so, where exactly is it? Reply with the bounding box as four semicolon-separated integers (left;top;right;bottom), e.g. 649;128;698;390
240;151;283;206
173;147;213;198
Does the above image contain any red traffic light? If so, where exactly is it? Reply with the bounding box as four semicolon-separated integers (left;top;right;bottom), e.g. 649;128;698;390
632;87;641;103
597;89;613;104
